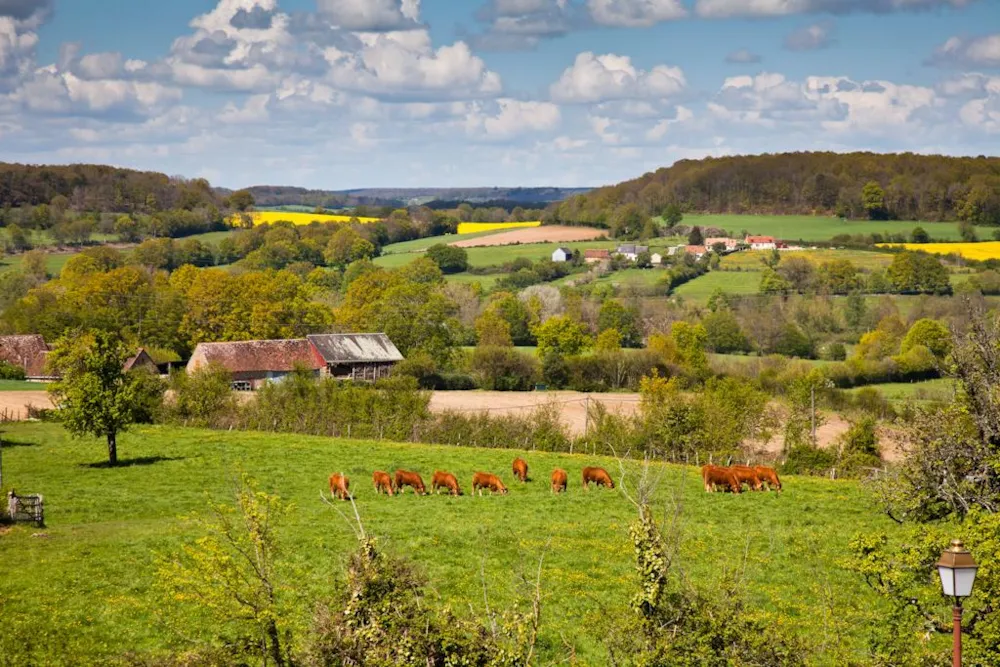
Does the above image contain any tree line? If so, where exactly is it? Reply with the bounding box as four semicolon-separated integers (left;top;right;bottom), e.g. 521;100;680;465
548;152;1000;230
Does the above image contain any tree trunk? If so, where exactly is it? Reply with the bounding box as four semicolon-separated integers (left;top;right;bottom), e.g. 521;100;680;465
107;432;117;466
265;619;284;667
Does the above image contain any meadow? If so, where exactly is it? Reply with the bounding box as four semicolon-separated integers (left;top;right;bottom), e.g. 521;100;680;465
0;251;76;276
0;422;893;665
681;214;963;242
672;270;761;301
719;248;896;272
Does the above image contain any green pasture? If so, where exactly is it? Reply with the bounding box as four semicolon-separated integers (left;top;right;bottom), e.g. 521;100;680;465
680;214;962;242
380;230;503;254
0;380;50;391
0;422;893;665
671;270;761;301
0;251;76;276
846;378;956;402
719;248;896;272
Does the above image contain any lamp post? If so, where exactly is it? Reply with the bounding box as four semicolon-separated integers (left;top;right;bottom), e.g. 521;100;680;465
937;539;978;667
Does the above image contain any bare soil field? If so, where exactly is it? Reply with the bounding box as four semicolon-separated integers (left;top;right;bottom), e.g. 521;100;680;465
0;392;53;420
449;225;607;247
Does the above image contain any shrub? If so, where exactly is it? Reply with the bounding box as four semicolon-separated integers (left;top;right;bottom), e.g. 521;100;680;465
469;346;539;391
0;360;26;381
780;444;837;476
820;342;847;361
163;363;236;427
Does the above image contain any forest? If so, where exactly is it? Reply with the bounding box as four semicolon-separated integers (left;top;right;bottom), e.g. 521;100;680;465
549;152;1000;228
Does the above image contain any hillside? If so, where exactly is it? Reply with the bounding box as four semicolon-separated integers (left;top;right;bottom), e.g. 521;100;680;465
550;152;1000;226
237;185;590;208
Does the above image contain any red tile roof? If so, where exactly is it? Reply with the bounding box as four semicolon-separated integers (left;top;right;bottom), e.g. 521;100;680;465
584;249;611;259
746;236;776;244
0;335;51;378
189;339;325;374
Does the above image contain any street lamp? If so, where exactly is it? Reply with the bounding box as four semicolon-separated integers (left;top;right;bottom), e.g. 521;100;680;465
937;539;978;667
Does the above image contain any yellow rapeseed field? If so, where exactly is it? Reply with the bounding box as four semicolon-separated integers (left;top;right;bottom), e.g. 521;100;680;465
881;242;1000;261
456;221;542;234
229;211;382;227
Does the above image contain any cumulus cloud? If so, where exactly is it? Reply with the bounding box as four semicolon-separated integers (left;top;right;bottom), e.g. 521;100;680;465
465;98;562;138
726;49;762;64
587;0;686;26
550;52;686;104
929;34;1000;68
317;0;421;31
785;22;835;51
469;0;574;51
695;0;975;18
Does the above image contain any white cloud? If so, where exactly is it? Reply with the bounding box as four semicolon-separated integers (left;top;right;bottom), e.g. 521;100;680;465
930;34;1000;68
550;52;686;104
317;0;421;31
785;22;835;51
587;0;686;26
646;105;694;140
696;0;975;17
470;0;573;51
10;68;182;116
0;16;39;90
468;98;561;138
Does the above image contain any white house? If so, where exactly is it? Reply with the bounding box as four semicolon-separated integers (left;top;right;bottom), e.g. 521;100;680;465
615;244;649;262
746;235;777;250
552;247;572;263
704;237;741;252
650;253;663;265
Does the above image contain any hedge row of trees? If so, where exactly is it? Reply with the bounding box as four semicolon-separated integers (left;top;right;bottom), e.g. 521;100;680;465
548;152;1000;229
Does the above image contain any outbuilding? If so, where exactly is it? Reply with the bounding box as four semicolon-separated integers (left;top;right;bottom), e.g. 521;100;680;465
186;339;325;391
307;333;404;382
0;335;55;381
551;247;573;263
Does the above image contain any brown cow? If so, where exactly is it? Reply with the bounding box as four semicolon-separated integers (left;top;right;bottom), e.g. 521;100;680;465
551;468;568;494
582;467;614;490
328;473;351;501
432;470;462;496
700;465;742;494
512;457;529;483
754;466;782;492
731;465;763;492
472;472;508;496
394;470;426;495
372;471;394;496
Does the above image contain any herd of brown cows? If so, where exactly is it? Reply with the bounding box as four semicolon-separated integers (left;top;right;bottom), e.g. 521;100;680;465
701;465;782;494
326;459;617;501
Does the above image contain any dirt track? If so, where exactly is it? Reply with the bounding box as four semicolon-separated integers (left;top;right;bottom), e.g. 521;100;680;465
450;225;607;247
0;392;53;420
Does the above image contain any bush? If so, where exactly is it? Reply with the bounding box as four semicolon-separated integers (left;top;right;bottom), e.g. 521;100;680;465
780;444;837;476
425;244;468;273
0;360;26;380
469;346;539;391
820;342;847;361
163;363;236;427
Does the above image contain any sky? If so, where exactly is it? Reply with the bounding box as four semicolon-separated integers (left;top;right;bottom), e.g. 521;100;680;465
0;0;998;190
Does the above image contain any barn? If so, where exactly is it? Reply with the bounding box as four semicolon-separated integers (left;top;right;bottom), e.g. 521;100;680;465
0;335;56;381
186;339;325;391
307;333;404;382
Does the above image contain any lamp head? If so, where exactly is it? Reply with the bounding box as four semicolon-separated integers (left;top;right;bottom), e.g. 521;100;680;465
937;540;978;601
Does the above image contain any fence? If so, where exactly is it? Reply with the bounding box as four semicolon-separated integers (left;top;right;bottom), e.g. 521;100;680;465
7;491;44;526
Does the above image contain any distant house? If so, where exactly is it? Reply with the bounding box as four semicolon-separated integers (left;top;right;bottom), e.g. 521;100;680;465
685;245;708;259
0;335;55;381
704;237;741;252
551;247;573;263
616;244;649;261
123;348;158;374
307;333;404;382
650;253;663;265
667;246;682;256
746;235;777;250
584;249;611;263
186;339;326;391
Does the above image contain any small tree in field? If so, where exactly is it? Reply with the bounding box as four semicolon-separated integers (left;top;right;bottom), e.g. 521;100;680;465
47;330;164;465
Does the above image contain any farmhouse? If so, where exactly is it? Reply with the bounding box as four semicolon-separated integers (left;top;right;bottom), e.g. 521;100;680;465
584;249;611;263
551;247;573;262
705;237;741;251
650;252;663;265
684;245;708;258
186;339;325;391
307;333;403;382
0;335;55;381
746;235;777;250
616;244;649;261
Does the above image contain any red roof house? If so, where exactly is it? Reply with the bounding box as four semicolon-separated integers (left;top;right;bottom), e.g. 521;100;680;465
186;339;325;390
0;335;55;380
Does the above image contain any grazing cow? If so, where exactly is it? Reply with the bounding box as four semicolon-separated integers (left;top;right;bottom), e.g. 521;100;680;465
472;472;508;496
432;470;462;496
551;468;568;494
372;471;394;496
582;467;614;490
512;457;528;483
394;470;426;495
731;465;763;492
700;465;742;494
328;473;351;501
754;466;782;492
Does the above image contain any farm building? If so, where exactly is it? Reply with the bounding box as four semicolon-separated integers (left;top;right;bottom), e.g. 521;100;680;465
705;237;741;251
746;235;777;250
551;247;572;262
123;348;158;374
0;335;55;381
684;245;708;258
650;253;663;265
584;249;611;263
307;333;404;382
616;244;649;261
186;339;325;391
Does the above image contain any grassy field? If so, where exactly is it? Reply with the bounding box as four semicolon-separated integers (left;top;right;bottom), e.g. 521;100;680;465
682;214;962;242
0;422;893;664
0;251;77;276
846;378;956;401
720;249;896;272
0;380;50;391
672;270;761;301
380;230;503;255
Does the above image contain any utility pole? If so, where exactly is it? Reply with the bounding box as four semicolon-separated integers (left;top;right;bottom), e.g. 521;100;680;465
0;429;5;490
583;395;591;437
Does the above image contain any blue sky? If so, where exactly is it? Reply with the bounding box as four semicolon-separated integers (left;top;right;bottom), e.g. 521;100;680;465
2;0;998;189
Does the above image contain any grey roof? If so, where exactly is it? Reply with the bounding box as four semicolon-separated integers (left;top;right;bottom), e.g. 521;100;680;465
307;333;404;364
554;247;572;253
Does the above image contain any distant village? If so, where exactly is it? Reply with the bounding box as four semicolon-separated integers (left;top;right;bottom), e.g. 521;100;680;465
551;234;792;266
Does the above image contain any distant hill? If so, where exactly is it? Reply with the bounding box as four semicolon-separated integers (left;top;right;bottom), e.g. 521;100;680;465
550;152;1000;226
232;186;590;209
